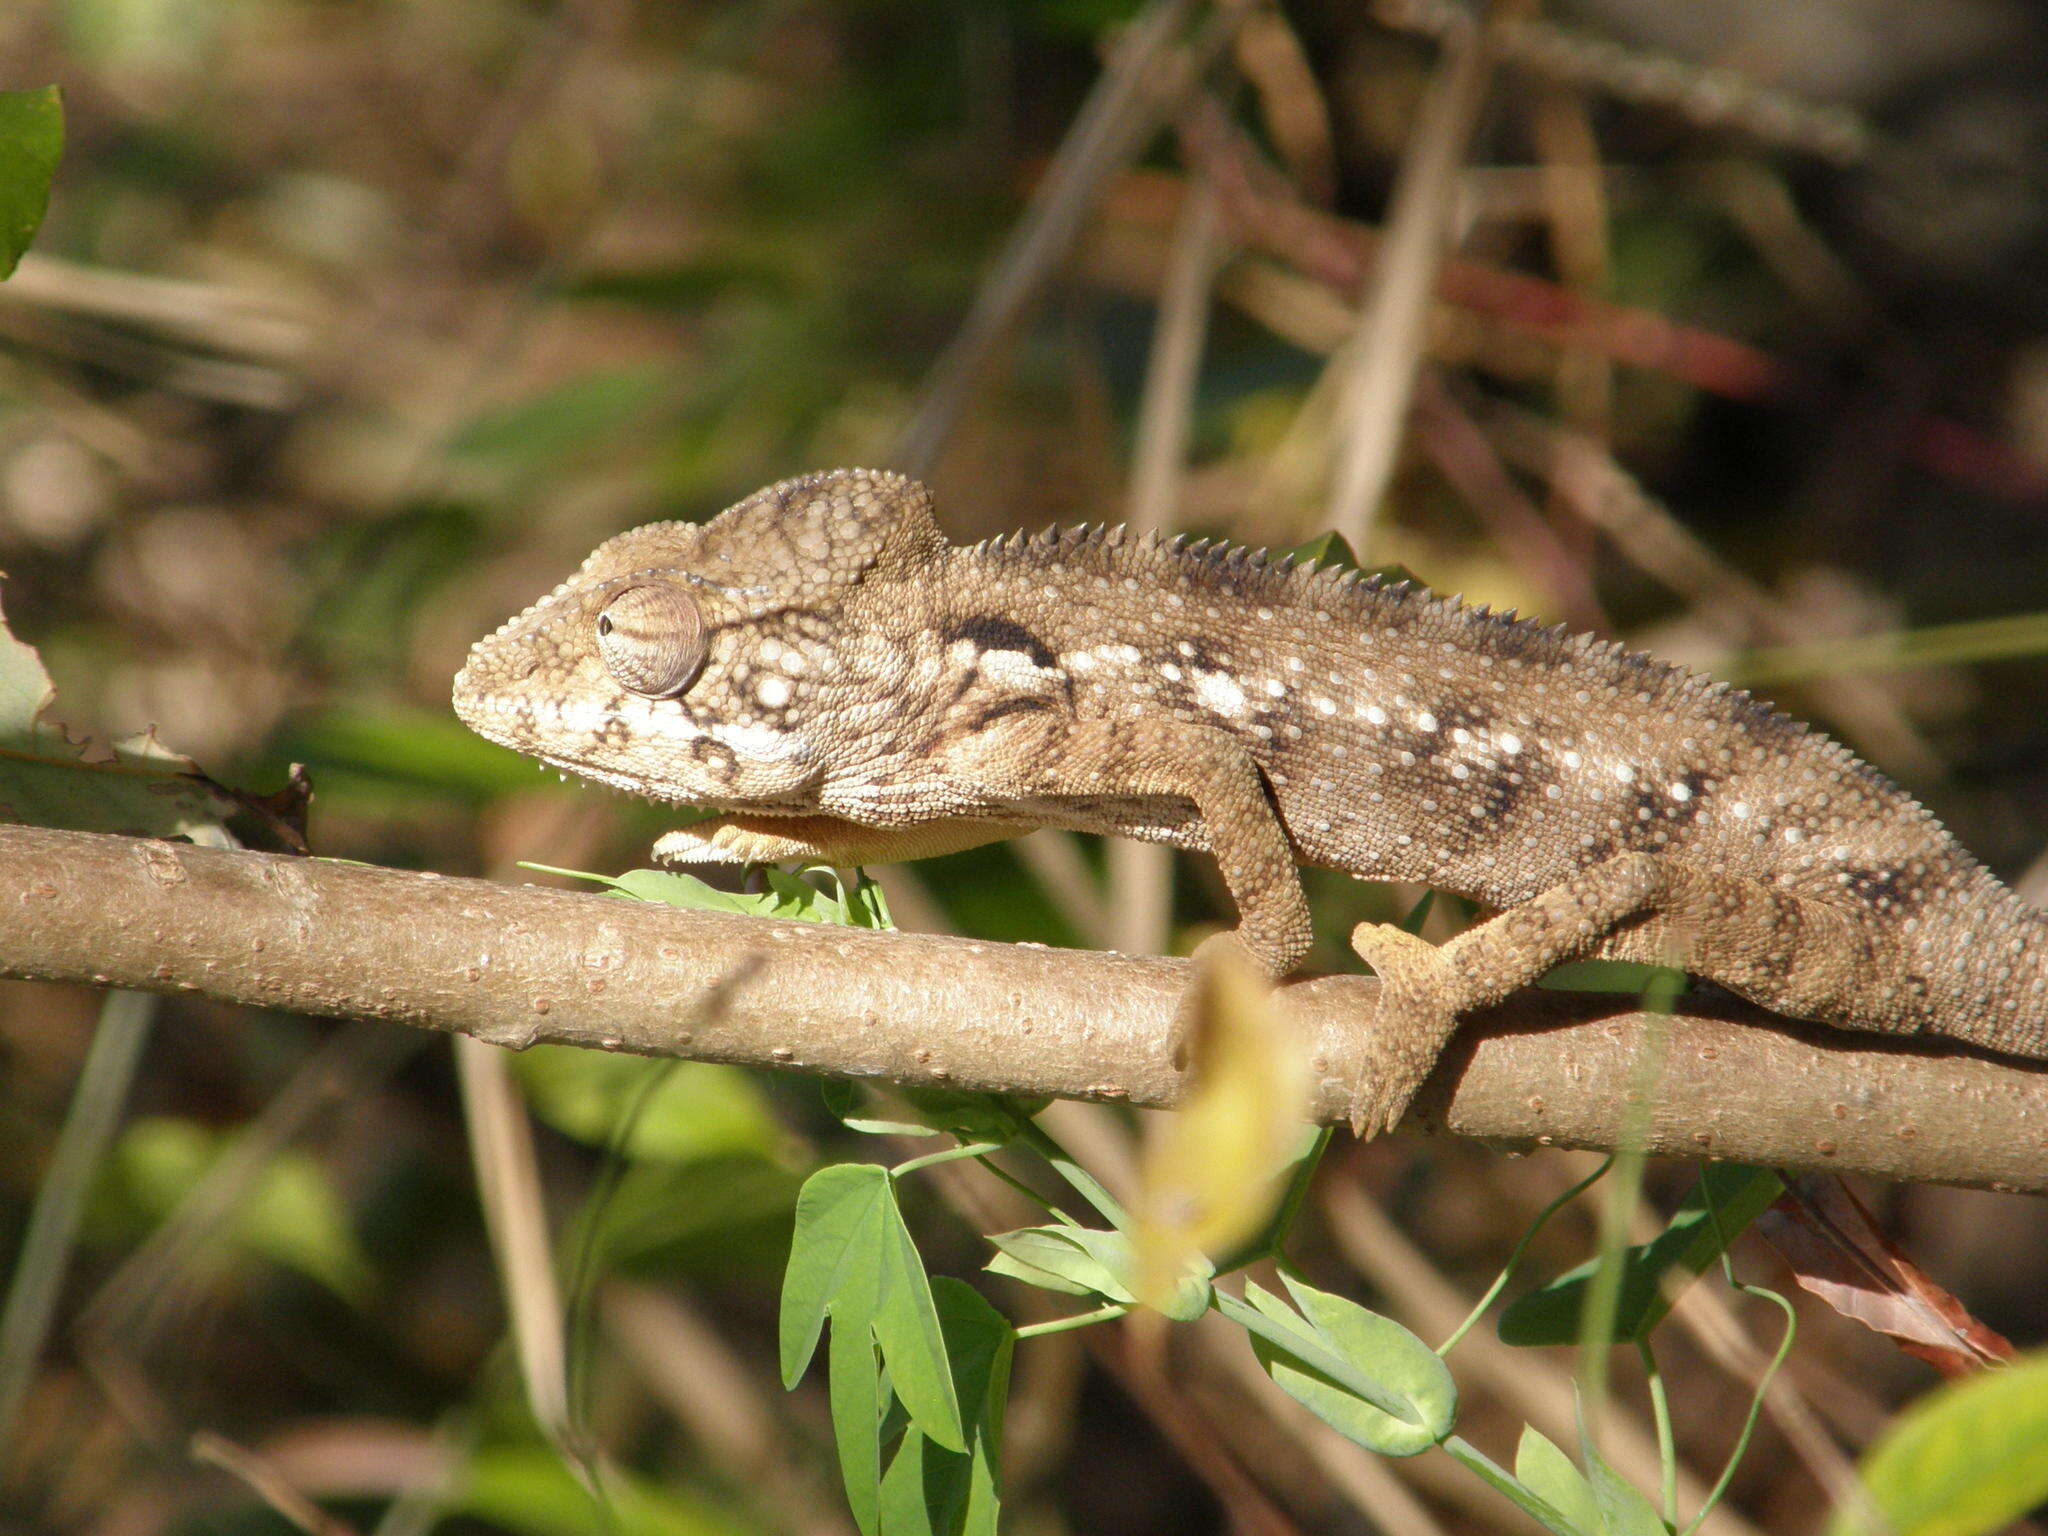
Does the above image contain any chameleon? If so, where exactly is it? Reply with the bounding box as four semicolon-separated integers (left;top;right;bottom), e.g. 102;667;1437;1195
452;467;2048;1134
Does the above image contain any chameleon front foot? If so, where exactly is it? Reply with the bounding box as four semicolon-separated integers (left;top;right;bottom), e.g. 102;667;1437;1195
1345;922;1465;1138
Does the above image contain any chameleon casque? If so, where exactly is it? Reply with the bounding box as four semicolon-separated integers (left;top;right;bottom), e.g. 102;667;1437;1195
453;468;2048;1133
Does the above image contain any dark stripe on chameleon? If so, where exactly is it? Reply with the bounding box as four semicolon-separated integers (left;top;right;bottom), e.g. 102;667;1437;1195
945;615;1058;670
967;696;1054;731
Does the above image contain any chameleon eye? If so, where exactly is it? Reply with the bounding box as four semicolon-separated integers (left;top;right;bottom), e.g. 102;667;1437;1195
596;583;705;697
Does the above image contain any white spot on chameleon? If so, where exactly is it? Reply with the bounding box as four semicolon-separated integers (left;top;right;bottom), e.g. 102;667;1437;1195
980;648;1049;685
1313;697;1335;715
1194;671;1246;716
709;722;804;761
1263;679;1286;699
1160;662;1183;683
756;676;792;708
1669;781;1692;801
1416;711;1438;732
1362;704;1388;726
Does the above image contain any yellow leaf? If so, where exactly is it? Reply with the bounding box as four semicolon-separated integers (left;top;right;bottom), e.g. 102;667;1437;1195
1132;940;1311;1307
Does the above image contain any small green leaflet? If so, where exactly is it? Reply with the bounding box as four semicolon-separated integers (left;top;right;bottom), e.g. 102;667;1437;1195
1240;1275;1456;1457
824;1082;1036;1143
1829;1348;2048;1536
1515;1427;1603;1534
986;1224;1210;1322
876;1280;1012;1536
1498;1165;1784;1347
0;85;61;279
1576;1394;1671;1535
780;1166;965;1535
454;1445;753;1536
527;861;894;929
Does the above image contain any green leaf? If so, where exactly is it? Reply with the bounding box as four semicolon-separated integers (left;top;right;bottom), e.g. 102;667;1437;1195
831;1313;886;1536
511;1048;778;1163
608;867;763;914
1499;1165;1784;1346
1539;960;1681;994
876;1280;1012;1536
779;1165;965;1451
871;1194;968;1452
0;86;61;279
1578;1398;1670;1535
455;1445;752;1536
986;1226;1136;1303
1285;529;1364;574
594;1155;798;1273
450;363;676;469
984;1224;1211;1318
781;1164;891;1386
549;862;897;929
893;1089;1030;1145
1828;1349;2048;1536
825;1082;1033;1142
108;1118;372;1301
822;1079;947;1138
1515;1427;1602;1535
1243;1277;1456;1456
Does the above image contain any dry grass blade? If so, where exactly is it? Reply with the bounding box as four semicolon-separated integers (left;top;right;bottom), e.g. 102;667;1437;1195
190;1430;362;1536
1324;2;1506;553
1481;398;1945;780
0;989;154;1456
894;0;1243;474
452;1035;573;1451
79;1021;417;1347
1;253;316;364
1370;0;1874;165
1109;159;1227;961
603;1281;857;1536
1013;828;1114;946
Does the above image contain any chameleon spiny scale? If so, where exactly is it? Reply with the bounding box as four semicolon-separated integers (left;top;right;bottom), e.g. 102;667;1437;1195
454;468;2048;1134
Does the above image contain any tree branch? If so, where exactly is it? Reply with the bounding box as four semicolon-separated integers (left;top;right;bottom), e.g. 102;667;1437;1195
6;824;2045;1194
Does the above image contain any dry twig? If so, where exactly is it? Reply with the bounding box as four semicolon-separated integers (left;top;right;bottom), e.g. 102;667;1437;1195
2;825;2044;1194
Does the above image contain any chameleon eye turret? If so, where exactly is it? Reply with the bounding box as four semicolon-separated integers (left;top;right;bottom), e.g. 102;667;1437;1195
596;582;704;697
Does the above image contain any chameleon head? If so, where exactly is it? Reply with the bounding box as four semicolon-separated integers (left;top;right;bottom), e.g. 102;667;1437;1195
451;468;947;808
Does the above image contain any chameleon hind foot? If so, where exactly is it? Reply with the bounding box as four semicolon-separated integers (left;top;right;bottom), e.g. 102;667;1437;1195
1345;922;1465;1138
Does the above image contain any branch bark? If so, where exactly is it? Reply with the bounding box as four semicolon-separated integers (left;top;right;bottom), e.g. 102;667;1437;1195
5;824;2045;1194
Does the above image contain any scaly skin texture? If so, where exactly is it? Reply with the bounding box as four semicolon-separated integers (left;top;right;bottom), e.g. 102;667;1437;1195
454;469;2048;1133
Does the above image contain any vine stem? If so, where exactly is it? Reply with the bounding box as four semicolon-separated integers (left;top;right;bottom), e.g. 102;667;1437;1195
1639;1337;1678;1526
1016;1303;1131;1340
1437;1153;1614;1358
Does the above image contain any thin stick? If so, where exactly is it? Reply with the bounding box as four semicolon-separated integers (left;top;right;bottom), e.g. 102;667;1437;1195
894;0;1238;474
0;990;154;1453
1109;160;1228;960
1324;3;1504;552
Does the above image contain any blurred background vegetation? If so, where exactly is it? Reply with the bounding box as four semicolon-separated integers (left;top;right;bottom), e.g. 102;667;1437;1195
4;0;2048;1532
